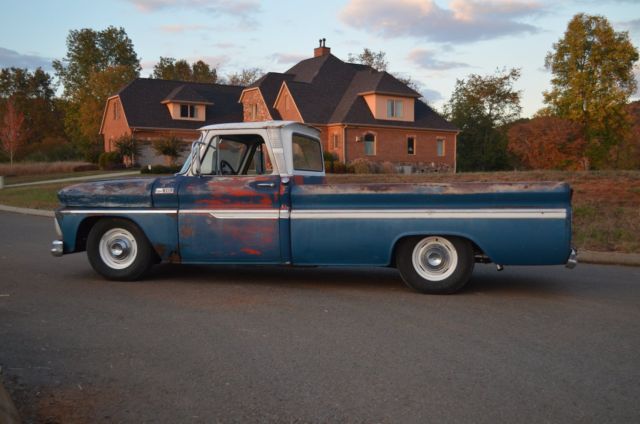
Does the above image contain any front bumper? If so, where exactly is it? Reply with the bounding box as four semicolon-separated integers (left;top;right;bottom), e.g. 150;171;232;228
566;247;578;269
51;240;63;257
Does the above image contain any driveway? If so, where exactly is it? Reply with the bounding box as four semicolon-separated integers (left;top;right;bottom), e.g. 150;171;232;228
1;212;639;423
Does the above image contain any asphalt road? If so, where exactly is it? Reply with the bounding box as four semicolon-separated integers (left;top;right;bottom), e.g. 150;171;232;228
1;211;639;423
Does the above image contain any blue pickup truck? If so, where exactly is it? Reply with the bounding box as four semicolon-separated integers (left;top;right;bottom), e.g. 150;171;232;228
52;121;576;294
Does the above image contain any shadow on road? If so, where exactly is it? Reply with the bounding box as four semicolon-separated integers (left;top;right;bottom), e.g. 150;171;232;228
126;263;574;297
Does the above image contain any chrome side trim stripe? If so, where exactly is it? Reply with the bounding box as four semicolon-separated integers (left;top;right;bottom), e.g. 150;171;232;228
61;209;178;214
60;208;567;220
180;209;280;220
290;209;568;220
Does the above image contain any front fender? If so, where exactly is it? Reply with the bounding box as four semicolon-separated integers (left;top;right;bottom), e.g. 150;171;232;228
56;210;180;262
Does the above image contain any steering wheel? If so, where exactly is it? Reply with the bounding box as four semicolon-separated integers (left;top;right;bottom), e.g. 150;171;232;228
220;159;236;175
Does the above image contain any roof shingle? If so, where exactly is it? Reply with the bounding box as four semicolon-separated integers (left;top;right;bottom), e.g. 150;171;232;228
117;78;243;130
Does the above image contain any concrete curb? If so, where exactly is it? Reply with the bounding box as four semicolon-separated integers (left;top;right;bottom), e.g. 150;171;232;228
0;377;20;424
0;204;639;267
0;204;54;217
579;250;640;267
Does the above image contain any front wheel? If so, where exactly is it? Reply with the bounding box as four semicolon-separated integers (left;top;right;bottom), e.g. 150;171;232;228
396;236;474;294
86;218;154;281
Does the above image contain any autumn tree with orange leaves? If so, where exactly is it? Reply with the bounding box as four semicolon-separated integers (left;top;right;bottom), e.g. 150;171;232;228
0;97;25;165
508;116;587;170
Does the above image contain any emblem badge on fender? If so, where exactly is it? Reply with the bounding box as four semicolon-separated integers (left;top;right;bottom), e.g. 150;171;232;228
154;187;175;194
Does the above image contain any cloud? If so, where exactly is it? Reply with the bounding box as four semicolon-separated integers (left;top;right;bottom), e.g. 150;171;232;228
618;18;640;32
407;49;470;70
0;47;52;70
128;0;260;17
159;24;210;33
421;88;444;103
271;53;307;65
339;0;544;43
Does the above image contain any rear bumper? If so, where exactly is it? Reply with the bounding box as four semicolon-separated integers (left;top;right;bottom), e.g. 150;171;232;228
51;240;63;257
566;247;578;269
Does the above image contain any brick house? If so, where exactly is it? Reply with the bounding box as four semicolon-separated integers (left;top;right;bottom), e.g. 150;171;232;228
239;42;458;171
101;42;458;170
100;79;243;165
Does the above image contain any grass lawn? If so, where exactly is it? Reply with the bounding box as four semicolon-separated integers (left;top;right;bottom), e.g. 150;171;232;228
0;170;638;253
4;170;136;185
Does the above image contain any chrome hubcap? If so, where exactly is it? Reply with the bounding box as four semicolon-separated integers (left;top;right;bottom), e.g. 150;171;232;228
99;228;137;269
412;237;458;281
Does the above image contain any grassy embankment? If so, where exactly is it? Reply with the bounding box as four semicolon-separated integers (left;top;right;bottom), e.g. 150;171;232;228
0;168;638;253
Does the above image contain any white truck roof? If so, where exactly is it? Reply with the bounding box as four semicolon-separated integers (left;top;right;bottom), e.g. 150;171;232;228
199;121;319;134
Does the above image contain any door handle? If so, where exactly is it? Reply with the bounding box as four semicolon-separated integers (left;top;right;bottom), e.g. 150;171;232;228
256;182;275;188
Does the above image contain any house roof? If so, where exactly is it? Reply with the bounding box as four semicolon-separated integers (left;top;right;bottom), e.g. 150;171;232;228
115;78;244;130
247;53;456;131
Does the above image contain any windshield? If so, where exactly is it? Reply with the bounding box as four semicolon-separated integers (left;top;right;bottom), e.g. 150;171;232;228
176;134;205;175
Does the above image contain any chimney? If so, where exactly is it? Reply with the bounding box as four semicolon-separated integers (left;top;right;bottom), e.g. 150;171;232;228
314;38;330;57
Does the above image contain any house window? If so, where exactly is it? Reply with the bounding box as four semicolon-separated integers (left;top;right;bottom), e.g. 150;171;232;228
332;133;340;150
437;138;445;157
250;104;258;120
180;104;196;118
364;133;375;156
386;99;403;118
407;136;415;155
113;101;120;120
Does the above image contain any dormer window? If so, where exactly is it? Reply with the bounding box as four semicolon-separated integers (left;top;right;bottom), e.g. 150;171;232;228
387;99;403;118
180;104;197;119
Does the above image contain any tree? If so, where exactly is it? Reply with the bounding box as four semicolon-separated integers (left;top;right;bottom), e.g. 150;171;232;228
0;67;65;145
348;48;388;71
225;68;264;86
444;68;522;171
114;135;139;167
0;97;25;165
544;13;639;169
152;137;184;166
152;57;218;83
508;117;586;170
53;27;140;161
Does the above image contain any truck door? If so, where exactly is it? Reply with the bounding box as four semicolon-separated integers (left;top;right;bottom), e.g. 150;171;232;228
177;135;282;263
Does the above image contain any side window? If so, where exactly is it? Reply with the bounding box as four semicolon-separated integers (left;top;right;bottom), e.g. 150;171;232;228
199;138;248;175
292;134;323;172
245;143;274;175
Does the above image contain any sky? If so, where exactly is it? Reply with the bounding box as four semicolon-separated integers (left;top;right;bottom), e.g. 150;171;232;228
1;0;639;118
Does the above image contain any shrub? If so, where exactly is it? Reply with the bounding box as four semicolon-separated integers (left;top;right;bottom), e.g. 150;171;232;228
72;164;99;172
0;161;93;176
98;152;123;170
19;137;79;162
152;137;184;166
140;164;182;174
114;135;140;167
380;161;397;174
323;151;337;162
350;158;380;174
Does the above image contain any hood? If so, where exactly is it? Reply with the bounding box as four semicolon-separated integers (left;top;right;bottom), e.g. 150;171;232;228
58;177;157;208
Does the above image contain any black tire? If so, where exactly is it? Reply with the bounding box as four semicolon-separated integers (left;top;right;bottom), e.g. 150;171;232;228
86;218;154;281
396;235;474;294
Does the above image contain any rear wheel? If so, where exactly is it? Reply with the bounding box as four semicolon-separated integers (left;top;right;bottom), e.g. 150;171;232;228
86;218;153;281
396;236;474;294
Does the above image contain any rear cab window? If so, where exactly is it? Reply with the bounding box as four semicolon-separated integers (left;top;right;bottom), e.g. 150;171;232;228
292;133;323;172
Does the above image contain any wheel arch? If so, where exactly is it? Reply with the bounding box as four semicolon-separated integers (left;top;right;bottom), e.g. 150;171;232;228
76;216;159;262
388;232;489;267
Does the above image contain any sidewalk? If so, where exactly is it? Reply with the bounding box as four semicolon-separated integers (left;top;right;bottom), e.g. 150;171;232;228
2;170;139;189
